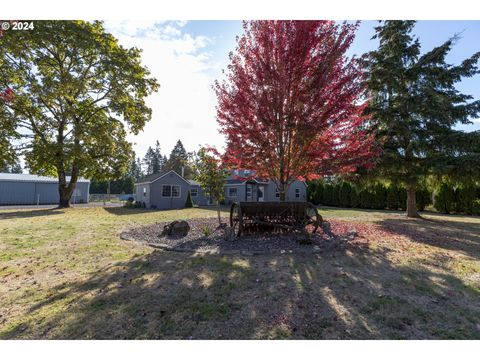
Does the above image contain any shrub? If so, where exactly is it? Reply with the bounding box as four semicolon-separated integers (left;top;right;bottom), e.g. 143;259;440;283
307;181;317;203
350;186;361;208
398;187;407;211
416;187;431;211
434;182;455;214
339;182;352;207
472;200;480;216
360;188;374;209
386;185;399;210
373;183;387;209
323;184;335;206
332;184;341;207
454;185;476;214
185;190;194;208
313;182;324;205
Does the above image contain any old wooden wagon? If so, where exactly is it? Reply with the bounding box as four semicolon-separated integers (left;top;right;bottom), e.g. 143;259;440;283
229;201;321;236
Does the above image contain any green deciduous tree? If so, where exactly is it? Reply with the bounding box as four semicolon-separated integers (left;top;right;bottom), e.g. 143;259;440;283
363;20;480;218
193;147;229;225
0;21;159;207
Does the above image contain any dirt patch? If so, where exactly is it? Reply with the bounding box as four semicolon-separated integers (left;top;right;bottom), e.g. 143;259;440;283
120;217;392;255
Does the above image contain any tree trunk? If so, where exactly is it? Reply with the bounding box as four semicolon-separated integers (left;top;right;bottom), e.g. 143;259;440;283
406;185;420;218
216;201;222;226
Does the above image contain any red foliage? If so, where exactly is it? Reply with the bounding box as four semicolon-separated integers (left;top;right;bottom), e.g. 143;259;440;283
215;21;379;194
0;87;14;102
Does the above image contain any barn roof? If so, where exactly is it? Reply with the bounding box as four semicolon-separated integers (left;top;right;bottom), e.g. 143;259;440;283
0;173;90;183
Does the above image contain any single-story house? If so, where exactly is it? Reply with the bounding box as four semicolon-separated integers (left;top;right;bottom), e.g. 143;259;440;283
134;169;307;210
0;173;90;205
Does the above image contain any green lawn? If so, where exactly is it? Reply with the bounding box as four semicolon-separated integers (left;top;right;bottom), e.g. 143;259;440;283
0;206;479;339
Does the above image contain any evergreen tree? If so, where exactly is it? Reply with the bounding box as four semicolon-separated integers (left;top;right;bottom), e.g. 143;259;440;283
151;140;162;174
387;185;400;210
307;181;317;203
350;186;361;208
434;182;455;214
339;182;352;207
454;185;476;214
185;190;194;208
165;140;191;177
314;182;324;205
143;147;155;175
364;21;480;218
373;183;387;209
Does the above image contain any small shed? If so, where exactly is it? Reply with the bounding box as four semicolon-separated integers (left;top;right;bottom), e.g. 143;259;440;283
0;173;90;205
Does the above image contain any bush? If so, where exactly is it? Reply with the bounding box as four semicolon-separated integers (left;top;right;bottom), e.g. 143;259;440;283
307;181;317;203
454;185;476;214
472;199;480;216
360;188;374;209
373;183;387;209
434;182;455;214
386;185;399;210
124;200;143;209
323;184;335;206
416;187;431;211
350;187;361;208
185;190;194;208
332;184;341;207
339;182;352;207
313;182;324;205
398;187;407;211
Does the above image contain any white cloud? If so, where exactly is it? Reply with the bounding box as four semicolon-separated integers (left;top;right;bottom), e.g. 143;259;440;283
104;21;225;158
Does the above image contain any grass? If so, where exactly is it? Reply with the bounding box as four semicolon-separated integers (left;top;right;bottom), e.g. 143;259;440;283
0;206;479;339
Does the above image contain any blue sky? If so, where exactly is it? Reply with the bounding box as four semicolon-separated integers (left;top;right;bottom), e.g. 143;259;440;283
106;20;480;158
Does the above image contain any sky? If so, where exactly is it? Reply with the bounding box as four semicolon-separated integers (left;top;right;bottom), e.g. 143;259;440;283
104;20;480;160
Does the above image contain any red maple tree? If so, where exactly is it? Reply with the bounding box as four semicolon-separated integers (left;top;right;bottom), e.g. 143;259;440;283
215;21;378;200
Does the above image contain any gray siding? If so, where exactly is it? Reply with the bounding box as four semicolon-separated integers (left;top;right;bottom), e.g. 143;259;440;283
135;183;151;207
0;180;89;205
149;172;189;210
189;185;210;206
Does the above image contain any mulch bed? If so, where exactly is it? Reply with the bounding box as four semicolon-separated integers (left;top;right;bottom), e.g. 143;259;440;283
120;217;393;255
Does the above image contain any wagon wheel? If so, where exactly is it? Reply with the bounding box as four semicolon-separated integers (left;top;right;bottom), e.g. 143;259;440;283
229;202;243;236
305;203;322;233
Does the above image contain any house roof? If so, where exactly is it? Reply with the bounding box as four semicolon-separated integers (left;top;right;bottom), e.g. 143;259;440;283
225;177;270;185
188;179;200;186
135;170;170;184
0;173;90;183
135;170;191;186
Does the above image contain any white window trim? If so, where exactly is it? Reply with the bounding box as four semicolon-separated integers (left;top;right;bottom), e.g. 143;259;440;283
143;187;147;197
295;188;300;198
161;184;181;198
190;188;198;197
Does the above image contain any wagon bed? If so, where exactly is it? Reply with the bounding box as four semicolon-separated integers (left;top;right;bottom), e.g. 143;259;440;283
229;201;321;236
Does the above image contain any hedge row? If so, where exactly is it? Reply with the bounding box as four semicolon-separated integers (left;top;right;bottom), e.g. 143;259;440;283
307;181;480;215
433;183;480;215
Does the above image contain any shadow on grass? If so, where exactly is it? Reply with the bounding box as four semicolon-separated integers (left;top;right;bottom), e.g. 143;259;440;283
2;234;479;339
375;217;480;258
104;207;166;216
0;209;65;220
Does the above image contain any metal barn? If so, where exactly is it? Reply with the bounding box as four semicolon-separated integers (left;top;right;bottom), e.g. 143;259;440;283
0;173;90;205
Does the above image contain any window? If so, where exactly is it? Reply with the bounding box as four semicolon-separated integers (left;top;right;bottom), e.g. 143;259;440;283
162;185;181;198
275;189;280;198
295;188;300;198
228;187;237;197
190;188;198;197
246;185;252;199
143;187;147;197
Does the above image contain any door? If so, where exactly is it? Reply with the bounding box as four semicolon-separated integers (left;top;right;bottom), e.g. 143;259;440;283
258;185;265;202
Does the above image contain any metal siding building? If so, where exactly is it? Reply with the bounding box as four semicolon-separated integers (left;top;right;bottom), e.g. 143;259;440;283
0;173;90;205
